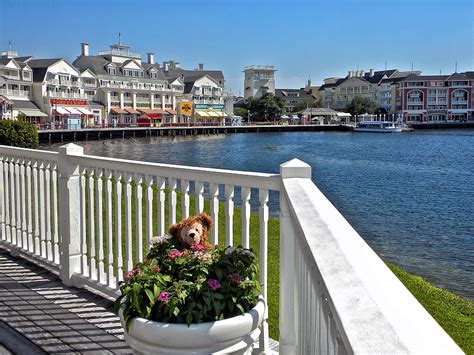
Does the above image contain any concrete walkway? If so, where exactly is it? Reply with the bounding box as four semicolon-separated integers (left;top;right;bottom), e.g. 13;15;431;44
0;248;132;354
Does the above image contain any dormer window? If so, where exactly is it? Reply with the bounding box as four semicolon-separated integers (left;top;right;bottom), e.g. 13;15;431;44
150;72;157;79
108;67;116;75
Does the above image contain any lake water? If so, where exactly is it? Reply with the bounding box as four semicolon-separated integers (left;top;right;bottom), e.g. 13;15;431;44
46;130;474;299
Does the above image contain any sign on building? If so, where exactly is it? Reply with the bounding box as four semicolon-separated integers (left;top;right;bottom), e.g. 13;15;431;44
180;101;193;116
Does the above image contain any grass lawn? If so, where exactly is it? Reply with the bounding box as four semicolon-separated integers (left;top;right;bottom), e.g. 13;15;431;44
387;263;473;354
86;178;472;350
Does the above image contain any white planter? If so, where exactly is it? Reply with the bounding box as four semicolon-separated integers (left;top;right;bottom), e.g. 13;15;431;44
119;296;265;355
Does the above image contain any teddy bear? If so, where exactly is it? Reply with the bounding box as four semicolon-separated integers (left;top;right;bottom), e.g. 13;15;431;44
168;212;213;250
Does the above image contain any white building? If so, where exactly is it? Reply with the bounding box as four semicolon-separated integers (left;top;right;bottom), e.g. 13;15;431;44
0;50;47;122
29;58;92;129
164;62;225;123
243;65;276;100
73;43;184;126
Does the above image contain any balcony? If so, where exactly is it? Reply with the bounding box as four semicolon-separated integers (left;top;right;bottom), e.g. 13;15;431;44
0;88;32;99
0;146;463;355
83;82;97;88
46;91;87;99
47;79;81;87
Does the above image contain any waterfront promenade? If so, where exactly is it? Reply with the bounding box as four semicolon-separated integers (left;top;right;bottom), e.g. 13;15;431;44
38;122;474;144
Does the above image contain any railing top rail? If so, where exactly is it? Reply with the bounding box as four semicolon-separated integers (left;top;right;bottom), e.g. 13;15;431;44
282;177;462;354
69;152;281;191
0;145;58;162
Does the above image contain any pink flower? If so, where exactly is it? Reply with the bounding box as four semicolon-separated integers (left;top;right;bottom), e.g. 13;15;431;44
191;244;205;251
124;268;139;281
168;249;182;260
194;251;212;261
207;279;221;291
151;265;160;272
227;273;241;286
156;292;171;302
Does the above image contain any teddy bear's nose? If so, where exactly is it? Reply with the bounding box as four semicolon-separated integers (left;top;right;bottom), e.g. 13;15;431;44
189;232;195;238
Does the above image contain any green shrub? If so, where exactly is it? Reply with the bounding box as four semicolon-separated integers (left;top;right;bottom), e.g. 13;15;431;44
0;120;39;149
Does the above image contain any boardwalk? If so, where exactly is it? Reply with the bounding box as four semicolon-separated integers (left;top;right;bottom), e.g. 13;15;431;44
0;248;132;354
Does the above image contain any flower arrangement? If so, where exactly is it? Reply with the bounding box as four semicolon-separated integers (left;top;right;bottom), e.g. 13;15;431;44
115;234;261;329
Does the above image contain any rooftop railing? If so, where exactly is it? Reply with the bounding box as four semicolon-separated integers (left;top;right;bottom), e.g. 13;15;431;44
0;145;463;354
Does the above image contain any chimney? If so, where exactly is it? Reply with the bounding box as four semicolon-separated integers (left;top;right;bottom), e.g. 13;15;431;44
163;61;169;71
81;42;89;56
370;68;375;77
360;70;365;77
147;52;155;64
198;63;204;71
348;70;352;78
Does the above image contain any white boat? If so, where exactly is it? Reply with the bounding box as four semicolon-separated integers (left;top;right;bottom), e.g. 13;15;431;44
353;121;402;133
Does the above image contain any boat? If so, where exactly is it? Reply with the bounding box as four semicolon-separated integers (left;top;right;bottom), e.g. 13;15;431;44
353;121;402;133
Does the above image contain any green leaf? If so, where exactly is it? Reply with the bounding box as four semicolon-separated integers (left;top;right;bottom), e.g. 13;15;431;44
145;288;155;303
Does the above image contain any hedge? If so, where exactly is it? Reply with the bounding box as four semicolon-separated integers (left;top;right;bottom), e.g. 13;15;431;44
0;120;39;149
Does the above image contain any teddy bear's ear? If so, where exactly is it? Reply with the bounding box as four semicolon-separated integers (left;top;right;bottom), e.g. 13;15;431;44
168;223;179;239
199;212;212;230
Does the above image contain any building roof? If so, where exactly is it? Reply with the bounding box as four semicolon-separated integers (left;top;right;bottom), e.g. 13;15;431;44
15;56;33;63
463;71;474;79
73;55;167;81
275;88;315;100
401;73;450;81
27;58;63;68
165;68;224;82
447;72;469;81
12;99;41;110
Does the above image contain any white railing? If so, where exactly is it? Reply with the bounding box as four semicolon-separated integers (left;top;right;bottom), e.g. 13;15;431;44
46;91;87;99
0;146;463;355
0;89;32;98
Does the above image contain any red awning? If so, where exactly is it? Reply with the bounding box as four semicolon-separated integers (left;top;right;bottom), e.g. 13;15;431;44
142;114;162;119
125;108;140;114
111;107;126;114
166;109;177;115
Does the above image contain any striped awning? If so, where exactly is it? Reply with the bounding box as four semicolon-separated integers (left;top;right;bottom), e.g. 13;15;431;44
125;108;140;114
19;109;48;117
111;107;126;114
195;110;210;118
207;111;219;117
166;109;177;115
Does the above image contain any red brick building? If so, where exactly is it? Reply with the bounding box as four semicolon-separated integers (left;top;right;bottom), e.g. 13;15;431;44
396;72;473;122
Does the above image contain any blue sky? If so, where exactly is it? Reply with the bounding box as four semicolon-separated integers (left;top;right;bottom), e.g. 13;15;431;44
1;0;472;93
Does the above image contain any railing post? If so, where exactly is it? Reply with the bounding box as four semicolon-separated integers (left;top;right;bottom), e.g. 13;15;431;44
279;159;311;355
58;143;84;287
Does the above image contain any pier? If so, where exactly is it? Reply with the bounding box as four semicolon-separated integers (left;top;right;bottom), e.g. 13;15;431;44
38;124;352;143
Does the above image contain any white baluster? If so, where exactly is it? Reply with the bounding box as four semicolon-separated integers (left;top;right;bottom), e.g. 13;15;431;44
258;188;270;353
181;179;190;219
195;181;204;214
0;155;4;240
241;187;251;249
124;174;133;271
135;174;143;262
25;160;33;251
20;159;27;249
3;157;10;242
38;160;45;256
88;168;96;278
168;178;177;226
115;172;123;283
224;185;234;247
156;176;166;237
96;170;105;283
145;175;153;253
32;160;39;253
14;158;21;246
51;163;59;262
209;183;219;245
44;161;52;259
105;170;114;287
80;167;87;273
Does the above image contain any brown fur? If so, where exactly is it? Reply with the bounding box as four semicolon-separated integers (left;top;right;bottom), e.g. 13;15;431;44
168;213;213;249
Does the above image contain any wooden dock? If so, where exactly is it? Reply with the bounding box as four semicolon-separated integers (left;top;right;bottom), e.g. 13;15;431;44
38;124;352;143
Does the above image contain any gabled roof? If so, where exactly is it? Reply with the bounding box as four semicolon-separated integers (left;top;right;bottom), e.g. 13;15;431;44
27;58;63;68
275;88;315;100
15;56;33;63
400;73;450;81
447;72;469;81
463;71;474;79
73;55;167;81
12;99;41;110
318;78;346;90
165;68;224;82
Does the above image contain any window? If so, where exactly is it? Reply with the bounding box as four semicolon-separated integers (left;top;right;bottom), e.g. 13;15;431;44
108;67;116;75
150;72;157;79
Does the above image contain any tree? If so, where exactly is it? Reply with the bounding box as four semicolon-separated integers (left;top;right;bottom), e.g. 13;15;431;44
234;107;248;118
244;93;285;121
292;99;322;113
345;97;376;116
